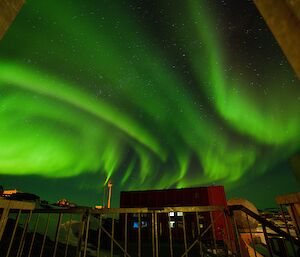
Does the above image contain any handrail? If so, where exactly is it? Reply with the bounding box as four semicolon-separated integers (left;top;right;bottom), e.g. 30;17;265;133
8;205;225;214
228;204;300;247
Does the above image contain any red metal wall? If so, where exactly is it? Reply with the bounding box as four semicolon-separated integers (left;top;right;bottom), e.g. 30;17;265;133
120;186;227;208
120;186;232;242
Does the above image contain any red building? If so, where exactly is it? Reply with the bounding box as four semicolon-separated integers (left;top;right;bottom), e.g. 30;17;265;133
120;186;233;243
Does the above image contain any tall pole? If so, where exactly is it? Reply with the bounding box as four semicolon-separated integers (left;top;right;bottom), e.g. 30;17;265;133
107;180;113;209
102;183;107;208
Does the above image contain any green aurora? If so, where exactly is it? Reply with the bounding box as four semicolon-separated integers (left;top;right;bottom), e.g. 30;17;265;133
0;0;299;207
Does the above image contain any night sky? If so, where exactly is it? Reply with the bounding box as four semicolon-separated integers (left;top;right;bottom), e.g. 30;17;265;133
0;0;299;209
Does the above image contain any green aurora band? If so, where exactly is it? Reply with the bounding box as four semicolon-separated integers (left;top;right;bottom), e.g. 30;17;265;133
0;0;299;195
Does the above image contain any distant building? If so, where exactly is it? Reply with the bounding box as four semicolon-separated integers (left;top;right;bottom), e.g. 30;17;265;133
2;189;18;197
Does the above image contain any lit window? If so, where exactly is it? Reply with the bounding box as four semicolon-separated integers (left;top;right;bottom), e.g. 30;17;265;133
169;212;175;216
177;212;183;216
169;221;175;228
133;222;139;229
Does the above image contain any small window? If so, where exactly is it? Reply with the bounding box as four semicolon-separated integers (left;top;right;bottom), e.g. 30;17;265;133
169;221;175;228
177;212;183;216
133;222;139;229
169;212;175;216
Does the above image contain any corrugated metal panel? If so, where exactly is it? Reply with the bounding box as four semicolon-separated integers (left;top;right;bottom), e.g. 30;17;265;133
120;186;230;241
120;186;226;208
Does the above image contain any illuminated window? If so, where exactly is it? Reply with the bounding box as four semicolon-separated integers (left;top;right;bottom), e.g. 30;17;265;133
177;212;183;216
169;221;175;228
169;212;175;216
133;222;139;229
141;221;148;228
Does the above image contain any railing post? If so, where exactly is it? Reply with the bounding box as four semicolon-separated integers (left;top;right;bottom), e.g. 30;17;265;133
138;213;141;257
182;212;188;257
196;212;203;257
262;224;273;257
111;216;115;257
210;211;217;255
167;212;174;257
5;209;22;257
289;203;300;238
76;212;86;257
39;213;51;257
245;213;257;257
155;212;159;257
97;214;103;257
224;211;233;255
53;213;63;257
124;213;128;257
83;213;91;257
27;213;41;257
230;210;242;257
151;212;156;257
280;204;297;257
0;204;10;241
17;210;33;257
64;214;73;257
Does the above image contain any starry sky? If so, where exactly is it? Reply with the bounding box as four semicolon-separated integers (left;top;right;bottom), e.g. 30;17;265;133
0;0;299;209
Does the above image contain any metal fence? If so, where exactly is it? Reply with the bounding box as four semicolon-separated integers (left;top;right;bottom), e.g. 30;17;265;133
229;205;300;257
0;200;299;257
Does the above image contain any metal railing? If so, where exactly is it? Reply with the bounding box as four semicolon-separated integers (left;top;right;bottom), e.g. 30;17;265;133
229;205;300;257
0;201;299;257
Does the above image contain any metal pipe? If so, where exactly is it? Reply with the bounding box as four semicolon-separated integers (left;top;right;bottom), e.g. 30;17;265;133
39;213;51;257
5;209;22;257
28;213;41;257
